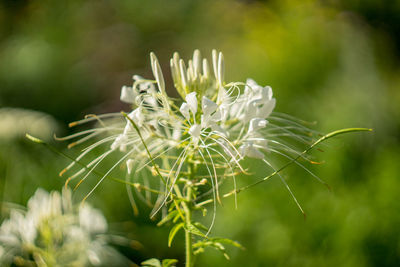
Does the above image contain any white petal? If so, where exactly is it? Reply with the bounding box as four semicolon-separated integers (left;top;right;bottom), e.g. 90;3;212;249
180;102;190;120
185;92;198;115
244;100;258;122
210;109;222;122
229;101;242;118
246;78;258;88
265;86;273;99
133;75;143;81
248;118;268;133
257;98;276;118
201;110;221;128
120;86;136;104
127;107;144;127
246;78;263;94
253;86;273;105
202;96;218;117
211;123;227;137
189;124;202;139
200;114;208;128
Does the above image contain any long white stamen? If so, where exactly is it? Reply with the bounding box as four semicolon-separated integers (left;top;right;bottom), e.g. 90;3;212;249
206;146;238;209
150;146;189;218
68;113;121;127
262;158;305;216
267;148;327;186
83;148;135;202
200;139;220;204
197;148;217;236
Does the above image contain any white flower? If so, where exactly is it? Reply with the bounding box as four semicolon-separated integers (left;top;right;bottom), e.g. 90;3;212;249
0;188;130;266
60;49;318;226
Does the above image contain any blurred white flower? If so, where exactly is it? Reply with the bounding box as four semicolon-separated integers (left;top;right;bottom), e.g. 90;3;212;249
0;188;130;266
0;108;58;141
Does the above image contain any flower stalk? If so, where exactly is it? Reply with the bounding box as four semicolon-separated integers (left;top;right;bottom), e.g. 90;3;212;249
184;185;194;267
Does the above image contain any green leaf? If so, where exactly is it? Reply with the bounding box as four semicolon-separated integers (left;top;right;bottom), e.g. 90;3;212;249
211;238;244;250
192;237;243;259
162;259;178;267
193;247;205;255
193;221;208;232
141;258;162;267
157;210;178;227
172;213;181;223
185;223;205;237
210;242;230;260
168;223;184;247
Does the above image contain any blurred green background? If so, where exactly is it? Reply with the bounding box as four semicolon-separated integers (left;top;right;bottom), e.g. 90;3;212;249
1;0;399;266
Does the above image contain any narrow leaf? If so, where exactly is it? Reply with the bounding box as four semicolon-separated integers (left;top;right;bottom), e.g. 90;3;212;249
211;238;244;250
193;221;208;232
157;210;178;227
162;259;178;267
141;258;162;267
168;223;184;247
185;223;205;238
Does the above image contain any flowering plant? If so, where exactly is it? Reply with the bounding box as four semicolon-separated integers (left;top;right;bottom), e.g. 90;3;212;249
0;188;131;266
28;50;369;266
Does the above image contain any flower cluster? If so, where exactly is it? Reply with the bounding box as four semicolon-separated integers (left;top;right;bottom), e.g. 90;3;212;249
60;50;318;220
0;188;130;266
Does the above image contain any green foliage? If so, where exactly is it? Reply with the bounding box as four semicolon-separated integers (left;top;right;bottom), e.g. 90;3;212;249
194;237;244;260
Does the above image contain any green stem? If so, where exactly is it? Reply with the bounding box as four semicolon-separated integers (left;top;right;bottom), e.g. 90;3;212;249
184;186;193;267
182;155;196;267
